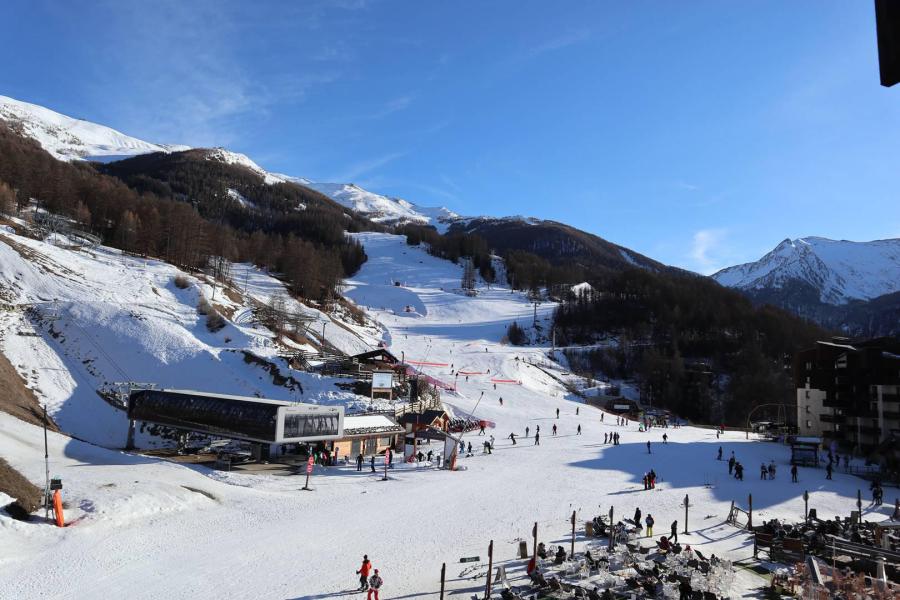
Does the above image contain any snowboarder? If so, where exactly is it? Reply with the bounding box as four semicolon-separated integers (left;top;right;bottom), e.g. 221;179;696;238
791;463;798;483
552;424;557;436
577;424;582;435
356;555;372;590
717;447;722;461
645;514;655;537
367;569;383;600
534;432;540;445
356;453;364;472
509;432;517;445
370;456;376;473
670;520;678;544
662;433;668;444
826;462;833;480
646;440;651;454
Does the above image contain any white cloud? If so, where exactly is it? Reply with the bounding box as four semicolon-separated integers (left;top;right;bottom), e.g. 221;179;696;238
332;152;405;182
688;228;729;275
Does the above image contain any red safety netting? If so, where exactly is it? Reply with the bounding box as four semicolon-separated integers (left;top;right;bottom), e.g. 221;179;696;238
490;379;521;384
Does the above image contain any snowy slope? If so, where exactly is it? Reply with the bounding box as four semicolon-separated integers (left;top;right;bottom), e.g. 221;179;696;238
713;237;900;304
0;95;188;161
0;228;379;446
2;231;893;600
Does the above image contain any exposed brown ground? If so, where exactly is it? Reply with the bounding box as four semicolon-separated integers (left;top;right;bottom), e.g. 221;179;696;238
0;349;58;431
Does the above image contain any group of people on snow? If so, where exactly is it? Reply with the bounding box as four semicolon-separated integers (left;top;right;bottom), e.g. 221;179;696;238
355;555;384;599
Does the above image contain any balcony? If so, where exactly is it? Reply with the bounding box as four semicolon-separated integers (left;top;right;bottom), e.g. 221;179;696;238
820;414;845;424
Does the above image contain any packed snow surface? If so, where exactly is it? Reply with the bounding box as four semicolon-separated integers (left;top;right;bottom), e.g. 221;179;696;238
0;95;188;161
713;236;900;304
1;232;892;599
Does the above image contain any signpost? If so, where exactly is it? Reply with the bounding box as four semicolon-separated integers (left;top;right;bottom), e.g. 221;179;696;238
684;494;690;534
570;510;577;557
804;490;810;523
484;540;493;599
748;494;753;529
302;456;314;491
439;563;446;599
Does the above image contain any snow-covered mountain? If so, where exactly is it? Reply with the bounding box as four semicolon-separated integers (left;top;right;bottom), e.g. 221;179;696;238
0;94;460;228
713;237;900;304
301;182;459;231
0;95;189;161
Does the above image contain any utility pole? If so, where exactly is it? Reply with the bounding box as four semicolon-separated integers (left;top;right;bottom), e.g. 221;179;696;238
439;563;446;600
684;494;690;534
532;301;539;327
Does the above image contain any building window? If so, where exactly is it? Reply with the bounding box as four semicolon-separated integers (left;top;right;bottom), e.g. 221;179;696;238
805;405;810;413
806;420;812;429
805;390;810;399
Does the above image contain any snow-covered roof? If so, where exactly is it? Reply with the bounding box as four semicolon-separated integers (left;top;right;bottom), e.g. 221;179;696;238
342;414;403;436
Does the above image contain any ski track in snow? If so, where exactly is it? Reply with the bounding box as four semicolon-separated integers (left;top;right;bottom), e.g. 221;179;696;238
1;232;894;599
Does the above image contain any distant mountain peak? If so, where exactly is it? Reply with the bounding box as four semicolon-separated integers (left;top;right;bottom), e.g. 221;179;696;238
713;236;900;304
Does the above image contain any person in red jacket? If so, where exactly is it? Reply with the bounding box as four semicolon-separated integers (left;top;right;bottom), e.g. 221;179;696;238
356;555;372;590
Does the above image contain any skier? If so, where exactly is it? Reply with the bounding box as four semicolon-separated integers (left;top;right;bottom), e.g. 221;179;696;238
601;413;604;422
670;520;678;544
649;469;657;488
768;462;776;480
427;450;434;462
760;463;767;480
552;424;557;436
577;424;582;435
479;423;485;435
614;432;620;445
499;397;503;406
645;514;655;537
717;447;722;461
525;426;530;438
356;555;372;590
576;407;579;416
534;432;540;445
791;463;798;483
467;442;473;455
604;433;608;444
556;408;560;419
509;432;517;445
370;456;376;473
826;462;833;480
646;440;651;454
662;433;668;444
367;569;383;600
728;455;736;475
356;453;364;472
734;462;744;481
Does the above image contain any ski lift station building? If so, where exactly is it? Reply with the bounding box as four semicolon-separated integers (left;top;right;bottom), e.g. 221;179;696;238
128;389;344;445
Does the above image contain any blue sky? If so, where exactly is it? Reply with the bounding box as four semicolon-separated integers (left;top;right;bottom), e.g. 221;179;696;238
3;1;898;273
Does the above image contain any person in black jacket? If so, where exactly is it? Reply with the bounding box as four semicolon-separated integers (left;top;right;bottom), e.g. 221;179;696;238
670;520;678;544
356;453;364;472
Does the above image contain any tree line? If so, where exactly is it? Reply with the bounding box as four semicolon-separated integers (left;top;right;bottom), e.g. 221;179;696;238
553;269;825;424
